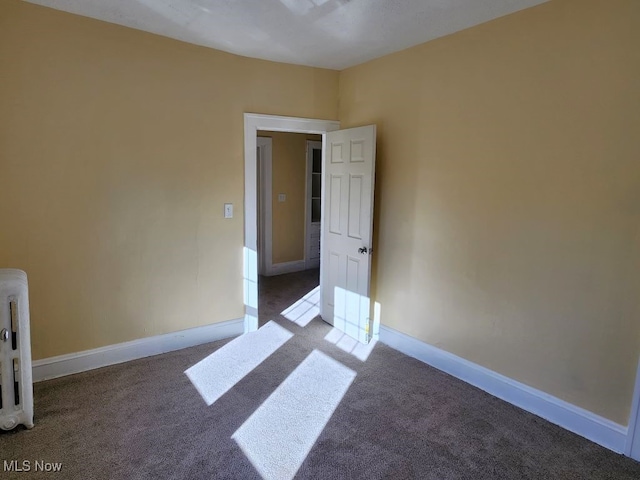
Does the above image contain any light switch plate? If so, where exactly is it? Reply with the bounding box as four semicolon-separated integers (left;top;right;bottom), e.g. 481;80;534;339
278;193;286;202
224;203;233;218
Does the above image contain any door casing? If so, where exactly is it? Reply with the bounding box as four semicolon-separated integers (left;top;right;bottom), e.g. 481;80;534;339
256;136;271;276
243;113;340;332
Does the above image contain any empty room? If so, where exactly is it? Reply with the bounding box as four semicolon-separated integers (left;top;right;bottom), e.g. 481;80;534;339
1;0;639;478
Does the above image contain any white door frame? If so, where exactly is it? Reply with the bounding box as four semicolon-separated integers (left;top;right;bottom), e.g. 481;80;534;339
256;136;272;276
244;113;340;332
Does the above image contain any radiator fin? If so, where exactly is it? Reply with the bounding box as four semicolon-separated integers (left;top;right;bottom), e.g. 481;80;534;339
10;299;17;351
13;359;20;407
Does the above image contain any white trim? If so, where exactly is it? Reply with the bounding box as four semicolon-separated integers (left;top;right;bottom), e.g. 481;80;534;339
244;114;340;333
319;133;328;321
379;325;628;454
257;136;272;276
244;313;258;333
626;357;640;459
32;318;244;382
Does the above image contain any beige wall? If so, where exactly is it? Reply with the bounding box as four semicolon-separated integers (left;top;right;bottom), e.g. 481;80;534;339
1;0;638;428
0;0;338;360
257;132;321;265
339;0;640;425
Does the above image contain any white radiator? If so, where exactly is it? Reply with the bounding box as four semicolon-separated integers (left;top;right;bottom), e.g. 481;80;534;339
0;269;34;430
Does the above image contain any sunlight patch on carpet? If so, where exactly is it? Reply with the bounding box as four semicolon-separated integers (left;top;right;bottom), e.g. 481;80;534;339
185;321;293;406
280;286;320;327
232;349;356;480
324;327;377;361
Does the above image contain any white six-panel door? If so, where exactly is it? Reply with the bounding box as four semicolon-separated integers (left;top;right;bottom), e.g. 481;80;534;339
320;125;376;344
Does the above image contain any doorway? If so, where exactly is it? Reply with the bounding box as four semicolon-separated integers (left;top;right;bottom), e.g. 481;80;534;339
255;132;323;328
243;114;340;333
256;133;322;276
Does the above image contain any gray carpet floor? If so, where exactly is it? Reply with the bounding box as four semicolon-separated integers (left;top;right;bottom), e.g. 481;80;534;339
1;268;639;479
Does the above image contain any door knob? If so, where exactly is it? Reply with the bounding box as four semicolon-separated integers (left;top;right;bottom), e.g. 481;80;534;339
358;247;368;254
0;328;8;342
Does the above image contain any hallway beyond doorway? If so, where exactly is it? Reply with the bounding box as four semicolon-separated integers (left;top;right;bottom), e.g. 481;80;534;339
258;268;319;328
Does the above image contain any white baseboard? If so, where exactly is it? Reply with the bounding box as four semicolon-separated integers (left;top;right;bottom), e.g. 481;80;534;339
32;318;244;382
244;312;259;333
379;325;628;454
266;260;306;276
625;358;640;459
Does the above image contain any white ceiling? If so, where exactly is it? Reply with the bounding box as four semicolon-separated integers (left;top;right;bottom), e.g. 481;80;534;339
25;0;549;70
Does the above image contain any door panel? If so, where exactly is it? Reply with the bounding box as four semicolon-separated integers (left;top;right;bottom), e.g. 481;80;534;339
348;175;364;239
320;125;376;344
